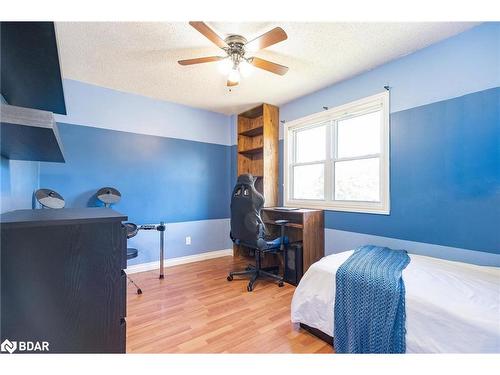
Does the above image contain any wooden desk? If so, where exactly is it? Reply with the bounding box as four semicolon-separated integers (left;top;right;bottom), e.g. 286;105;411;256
262;208;324;274
233;208;324;277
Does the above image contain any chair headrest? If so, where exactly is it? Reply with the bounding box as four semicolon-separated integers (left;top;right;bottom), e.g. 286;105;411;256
236;173;255;186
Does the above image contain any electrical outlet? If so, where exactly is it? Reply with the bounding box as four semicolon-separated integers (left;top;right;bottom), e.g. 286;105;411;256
185;236;191;245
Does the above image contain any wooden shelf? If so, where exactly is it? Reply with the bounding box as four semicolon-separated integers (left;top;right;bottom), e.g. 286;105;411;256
239;126;263;137
238;146;263;156
263;220;303;229
240;106;264;119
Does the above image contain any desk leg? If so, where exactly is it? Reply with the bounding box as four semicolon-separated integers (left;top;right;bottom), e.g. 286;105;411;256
159;222;165;279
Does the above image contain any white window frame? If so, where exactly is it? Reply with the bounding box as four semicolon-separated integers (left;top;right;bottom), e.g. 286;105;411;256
283;91;390;214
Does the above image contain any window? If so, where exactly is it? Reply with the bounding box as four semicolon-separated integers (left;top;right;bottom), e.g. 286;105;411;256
284;92;390;214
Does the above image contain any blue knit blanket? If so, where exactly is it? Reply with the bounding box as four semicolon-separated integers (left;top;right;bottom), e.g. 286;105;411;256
333;245;410;353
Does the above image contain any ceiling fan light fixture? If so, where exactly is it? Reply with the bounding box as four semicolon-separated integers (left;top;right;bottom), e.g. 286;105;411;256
228;68;240;84
239;60;253;78
218;58;232;74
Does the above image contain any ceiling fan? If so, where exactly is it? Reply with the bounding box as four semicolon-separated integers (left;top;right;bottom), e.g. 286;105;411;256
178;22;289;87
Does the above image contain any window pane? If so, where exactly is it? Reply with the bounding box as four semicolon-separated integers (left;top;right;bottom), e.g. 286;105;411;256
337;111;381;158
295;124;326;163
293;164;324;200
334;158;380;201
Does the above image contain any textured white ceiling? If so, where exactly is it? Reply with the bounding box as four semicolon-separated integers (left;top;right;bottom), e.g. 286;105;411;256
55;22;479;115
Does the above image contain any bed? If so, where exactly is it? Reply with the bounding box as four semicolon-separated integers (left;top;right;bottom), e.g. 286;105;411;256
291;250;500;353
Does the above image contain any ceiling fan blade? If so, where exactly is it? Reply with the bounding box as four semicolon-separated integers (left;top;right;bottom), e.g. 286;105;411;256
227;80;239;87
245;27;287;51
249;57;289;76
189;21;228;49
178;56;224;65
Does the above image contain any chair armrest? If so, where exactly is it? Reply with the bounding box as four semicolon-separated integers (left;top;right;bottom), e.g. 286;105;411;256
274;220;289;252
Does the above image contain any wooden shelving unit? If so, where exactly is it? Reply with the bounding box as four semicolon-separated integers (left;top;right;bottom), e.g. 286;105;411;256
234;104;279;259
236;103;279;207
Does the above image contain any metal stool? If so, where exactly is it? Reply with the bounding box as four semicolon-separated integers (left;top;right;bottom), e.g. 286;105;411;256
94;187;145;295
126;248;142;295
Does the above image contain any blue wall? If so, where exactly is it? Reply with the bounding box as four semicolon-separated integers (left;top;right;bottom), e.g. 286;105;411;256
39;123;232;224
279;23;500;262
326;88;500;253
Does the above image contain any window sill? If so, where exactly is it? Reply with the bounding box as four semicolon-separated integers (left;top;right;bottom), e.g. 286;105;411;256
284;200;390;215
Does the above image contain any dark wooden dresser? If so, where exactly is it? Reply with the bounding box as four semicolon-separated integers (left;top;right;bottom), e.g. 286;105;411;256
0;208;128;353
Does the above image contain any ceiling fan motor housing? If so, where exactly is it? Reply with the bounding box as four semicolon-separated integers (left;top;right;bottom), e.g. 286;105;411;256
224;35;248;65
224;34;247;47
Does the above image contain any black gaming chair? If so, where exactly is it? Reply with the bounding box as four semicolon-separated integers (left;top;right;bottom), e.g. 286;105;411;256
226;174;289;292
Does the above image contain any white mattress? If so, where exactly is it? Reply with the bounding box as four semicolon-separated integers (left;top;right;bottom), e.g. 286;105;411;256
291;251;500;353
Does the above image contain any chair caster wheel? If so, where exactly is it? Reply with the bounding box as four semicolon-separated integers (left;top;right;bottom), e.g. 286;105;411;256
227;275;233;281
278;281;284;287
137;289;142;295
247;285;253;292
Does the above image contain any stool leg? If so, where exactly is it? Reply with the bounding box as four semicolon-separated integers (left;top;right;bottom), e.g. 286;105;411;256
127;275;142;295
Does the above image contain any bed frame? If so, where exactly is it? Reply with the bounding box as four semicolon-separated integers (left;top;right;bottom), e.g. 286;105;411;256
299;323;334;346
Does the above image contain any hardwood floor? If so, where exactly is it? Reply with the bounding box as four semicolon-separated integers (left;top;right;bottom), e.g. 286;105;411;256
126;255;333;353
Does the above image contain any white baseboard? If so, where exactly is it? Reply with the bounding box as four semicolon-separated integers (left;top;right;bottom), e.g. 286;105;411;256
126;248;233;274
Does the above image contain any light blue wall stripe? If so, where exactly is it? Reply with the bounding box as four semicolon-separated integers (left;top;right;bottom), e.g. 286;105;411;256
279;23;500;137
55;79;233;146
326;229;500;267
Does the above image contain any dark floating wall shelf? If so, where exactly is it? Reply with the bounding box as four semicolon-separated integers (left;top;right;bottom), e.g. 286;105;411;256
1;104;65;162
